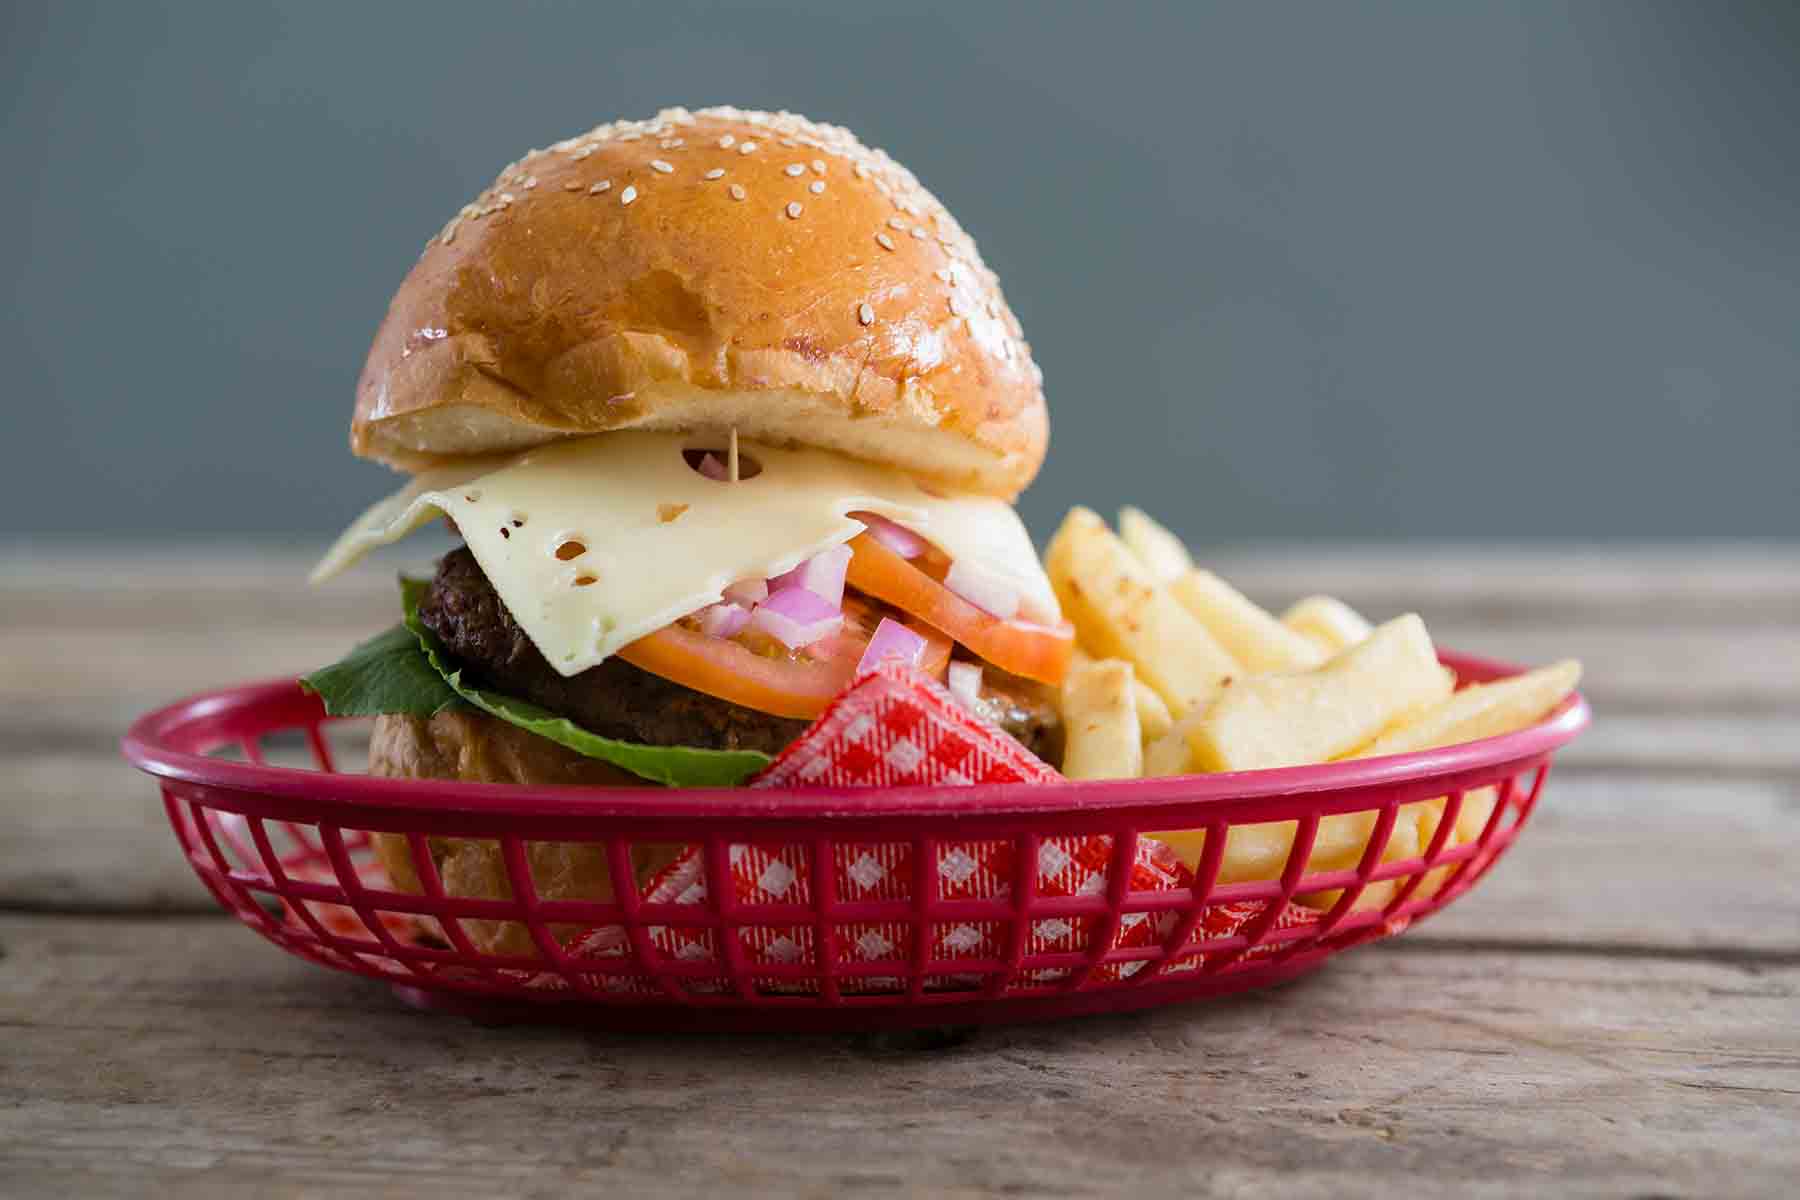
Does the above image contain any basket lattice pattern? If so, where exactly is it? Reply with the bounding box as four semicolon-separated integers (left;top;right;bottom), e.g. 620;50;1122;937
134;662;1580;1028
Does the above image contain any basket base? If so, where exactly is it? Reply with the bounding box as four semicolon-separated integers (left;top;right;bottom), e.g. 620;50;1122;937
389;956;1332;1033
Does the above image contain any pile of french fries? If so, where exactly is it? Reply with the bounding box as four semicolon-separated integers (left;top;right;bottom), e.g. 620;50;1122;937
1047;506;1581;909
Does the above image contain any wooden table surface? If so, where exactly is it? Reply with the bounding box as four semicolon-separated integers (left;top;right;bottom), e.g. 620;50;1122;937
4;544;1797;1197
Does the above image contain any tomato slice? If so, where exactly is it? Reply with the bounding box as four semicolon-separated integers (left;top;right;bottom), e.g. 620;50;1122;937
618;595;954;720
618;625;859;720
844;533;1074;685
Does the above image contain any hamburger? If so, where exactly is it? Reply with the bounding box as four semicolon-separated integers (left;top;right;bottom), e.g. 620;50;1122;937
305;106;1073;804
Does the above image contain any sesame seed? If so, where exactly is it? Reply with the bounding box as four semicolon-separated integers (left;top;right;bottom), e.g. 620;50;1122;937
618;131;643;141
858;302;875;325
809;180;825;195
573;146;594;160
729;183;747;200
785;201;803;219
875;232;896;251
854;163;870;179
779;137;798;147
499;192;516;204
784;163;805;177
910;225;927;239
718;134;736;148
620;185;638;206
563;181;582;191
523;176;538;189
703;167;725;180
650;159;674;174
738;141;758;154
589;179;612;194
935;267;953;282
812;159;827;175
948;295;963;316
887;217;907;230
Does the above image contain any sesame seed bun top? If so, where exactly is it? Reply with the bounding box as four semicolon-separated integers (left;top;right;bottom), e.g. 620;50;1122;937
352;106;1047;499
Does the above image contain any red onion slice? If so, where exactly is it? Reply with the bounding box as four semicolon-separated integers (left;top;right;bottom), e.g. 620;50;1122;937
947;661;983;709
943;557;1022;621
723;578;769;607
751;585;844;650
853;512;928;559
770;543;852;607
696;602;751;639
697;453;730;481
856;617;928;676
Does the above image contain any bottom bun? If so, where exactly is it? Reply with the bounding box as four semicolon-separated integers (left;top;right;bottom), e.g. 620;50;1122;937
367;710;678;957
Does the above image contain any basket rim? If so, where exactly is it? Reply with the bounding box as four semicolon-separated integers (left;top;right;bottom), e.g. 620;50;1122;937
122;648;1588;820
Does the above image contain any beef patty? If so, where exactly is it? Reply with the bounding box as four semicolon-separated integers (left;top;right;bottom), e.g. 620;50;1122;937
419;548;808;755
418;547;1062;763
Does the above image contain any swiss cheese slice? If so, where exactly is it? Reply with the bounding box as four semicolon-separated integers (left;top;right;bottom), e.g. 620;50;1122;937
312;432;1058;677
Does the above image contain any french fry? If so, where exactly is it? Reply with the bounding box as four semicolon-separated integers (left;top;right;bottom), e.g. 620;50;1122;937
1281;595;1373;654
1152;809;1423;910
1170;569;1328;672
1403;786;1501;904
1053;499;1576;917
1184;615;1452;771
1294;819;1426;912
1355;660;1583;758
1366;661;1581;900
1284;665;1580;910
1133;677;1173;743
1142;709;1203;776
1045;508;1238;719
1071;646;1174;743
1059;658;1143;780
1118;506;1193;583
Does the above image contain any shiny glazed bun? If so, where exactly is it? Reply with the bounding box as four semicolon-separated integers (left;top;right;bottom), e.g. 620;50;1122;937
355;106;1047;498
368;710;678;956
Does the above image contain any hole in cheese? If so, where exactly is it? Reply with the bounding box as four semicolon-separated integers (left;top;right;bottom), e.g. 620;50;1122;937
682;447;764;481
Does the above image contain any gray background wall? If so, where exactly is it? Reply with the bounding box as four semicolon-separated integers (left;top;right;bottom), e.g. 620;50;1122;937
5;1;1796;545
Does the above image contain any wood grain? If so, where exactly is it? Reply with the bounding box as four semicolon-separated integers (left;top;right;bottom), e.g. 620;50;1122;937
1;916;1794;1198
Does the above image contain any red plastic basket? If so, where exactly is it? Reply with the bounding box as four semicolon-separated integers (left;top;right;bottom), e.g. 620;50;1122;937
121;650;1587;1031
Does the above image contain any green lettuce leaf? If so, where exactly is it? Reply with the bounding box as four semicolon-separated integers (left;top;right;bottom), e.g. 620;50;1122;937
397;578;771;787
301;578;772;788
300;622;460;718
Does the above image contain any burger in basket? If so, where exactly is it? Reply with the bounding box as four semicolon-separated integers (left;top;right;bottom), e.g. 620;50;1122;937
295;104;1587;973
303;107;1075;948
